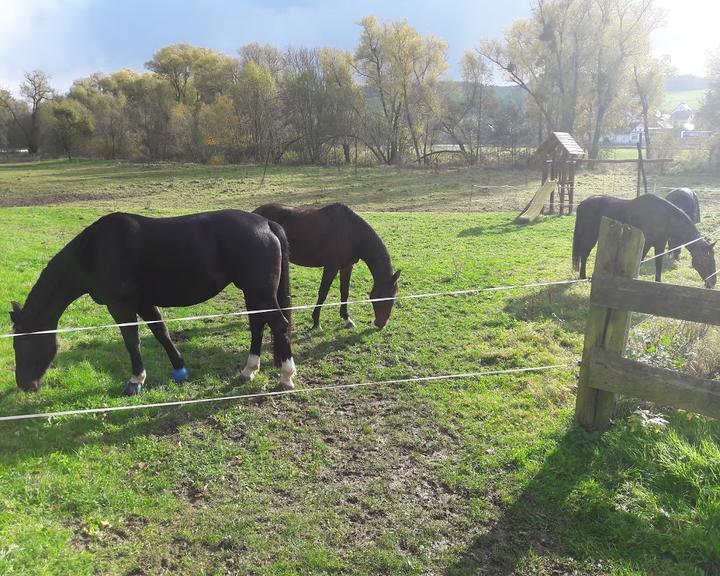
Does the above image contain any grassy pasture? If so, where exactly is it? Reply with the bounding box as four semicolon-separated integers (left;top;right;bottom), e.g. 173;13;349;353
0;160;719;575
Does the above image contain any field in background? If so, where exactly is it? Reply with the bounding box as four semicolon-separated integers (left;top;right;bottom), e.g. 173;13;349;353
3;158;720;213
1;160;719;575
664;89;708;111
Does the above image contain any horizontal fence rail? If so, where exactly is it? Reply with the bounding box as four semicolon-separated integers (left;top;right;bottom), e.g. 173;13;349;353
587;349;720;420
590;277;720;325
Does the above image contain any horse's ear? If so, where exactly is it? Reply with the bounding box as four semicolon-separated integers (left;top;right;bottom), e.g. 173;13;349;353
10;301;22;324
391;270;401;285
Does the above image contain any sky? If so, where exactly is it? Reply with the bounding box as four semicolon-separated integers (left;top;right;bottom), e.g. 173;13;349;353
0;0;717;95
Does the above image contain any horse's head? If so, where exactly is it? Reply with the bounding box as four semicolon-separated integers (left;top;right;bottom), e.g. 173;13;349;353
10;301;57;392
690;240;717;289
369;270;401;330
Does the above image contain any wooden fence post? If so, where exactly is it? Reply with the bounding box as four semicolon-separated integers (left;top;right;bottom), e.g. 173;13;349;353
575;217;645;431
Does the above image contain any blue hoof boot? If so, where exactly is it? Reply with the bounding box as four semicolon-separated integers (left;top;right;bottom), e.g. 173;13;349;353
171;367;189;382
123;381;142;396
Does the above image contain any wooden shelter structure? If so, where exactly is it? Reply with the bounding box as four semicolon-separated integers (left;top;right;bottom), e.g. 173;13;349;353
538;132;585;215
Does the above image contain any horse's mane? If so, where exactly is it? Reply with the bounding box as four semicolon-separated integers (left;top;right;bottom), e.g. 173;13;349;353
337;204;393;281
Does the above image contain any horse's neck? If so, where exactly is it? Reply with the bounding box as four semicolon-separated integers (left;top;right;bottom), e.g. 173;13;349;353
358;223;392;282
668;211;700;244
23;251;85;329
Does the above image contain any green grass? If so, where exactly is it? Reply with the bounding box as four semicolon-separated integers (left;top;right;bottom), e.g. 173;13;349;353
0;161;719;575
664;89;708;112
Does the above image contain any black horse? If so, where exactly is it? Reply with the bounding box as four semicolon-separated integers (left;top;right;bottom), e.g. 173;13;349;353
253;203;400;330
666;188;701;259
572;195;716;287
10;210;296;395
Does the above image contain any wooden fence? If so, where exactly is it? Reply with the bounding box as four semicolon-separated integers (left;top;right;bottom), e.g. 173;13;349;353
575;217;720;431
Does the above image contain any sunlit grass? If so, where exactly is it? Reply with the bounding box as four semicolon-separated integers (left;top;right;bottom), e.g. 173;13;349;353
0;162;718;575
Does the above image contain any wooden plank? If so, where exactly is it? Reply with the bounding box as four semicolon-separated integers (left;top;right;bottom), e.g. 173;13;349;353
575;218;645;431
588;348;720;420
553;132;585;156
591;277;720;325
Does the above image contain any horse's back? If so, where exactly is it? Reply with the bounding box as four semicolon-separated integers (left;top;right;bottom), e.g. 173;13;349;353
73;210;281;306
253;202;358;267
666;188;700;223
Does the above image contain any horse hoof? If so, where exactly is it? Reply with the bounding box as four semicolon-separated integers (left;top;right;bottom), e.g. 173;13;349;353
278;380;295;392
171;367;189;382
310;323;322;331
123;381;142;396
240;369;258;382
344;318;356;329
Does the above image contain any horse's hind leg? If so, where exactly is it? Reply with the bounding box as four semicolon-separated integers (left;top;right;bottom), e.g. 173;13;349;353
654;243;665;282
241;309;264;382
138;304;187;382
267;308;295;390
339;265;355;328
311;266;339;330
107;302;145;396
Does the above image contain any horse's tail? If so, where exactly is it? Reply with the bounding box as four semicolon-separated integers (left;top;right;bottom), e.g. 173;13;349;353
268;220;292;366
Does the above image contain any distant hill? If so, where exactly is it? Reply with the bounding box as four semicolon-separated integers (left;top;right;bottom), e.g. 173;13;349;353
666;75;709;92
663;75;709;112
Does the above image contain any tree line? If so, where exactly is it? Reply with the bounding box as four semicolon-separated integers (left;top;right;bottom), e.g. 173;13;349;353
0;4;683;165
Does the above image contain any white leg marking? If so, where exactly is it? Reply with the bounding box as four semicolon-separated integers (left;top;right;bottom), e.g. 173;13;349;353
345;317;356;329
280;357;296;390
130;370;147;384
241;354;261;381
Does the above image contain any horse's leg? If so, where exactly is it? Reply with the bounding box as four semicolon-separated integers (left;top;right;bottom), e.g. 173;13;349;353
267;309;295;390
654;243;665;282
339;265;355;328
311;266;339;330
137;304;187;382
580;256;587;279
107;302;145;396
245;292;295;390
241;306;265;382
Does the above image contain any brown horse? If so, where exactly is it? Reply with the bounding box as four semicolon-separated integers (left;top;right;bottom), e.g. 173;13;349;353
254;203;400;330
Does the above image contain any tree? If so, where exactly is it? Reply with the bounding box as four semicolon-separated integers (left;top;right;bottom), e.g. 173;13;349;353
480;0;662;158
0;71;54;154
633;55;671;159
698;48;720;171
438;51;495;165
20;70;55;154
233;49;281;162
51;99;94;160
354;15;448;164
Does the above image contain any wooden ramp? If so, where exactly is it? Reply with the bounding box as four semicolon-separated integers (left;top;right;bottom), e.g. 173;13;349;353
515;181;556;224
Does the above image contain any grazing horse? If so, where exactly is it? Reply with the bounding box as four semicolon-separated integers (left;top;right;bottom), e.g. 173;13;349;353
666;188;701;260
10;210;296;396
253;203;400;330
572;195;716;287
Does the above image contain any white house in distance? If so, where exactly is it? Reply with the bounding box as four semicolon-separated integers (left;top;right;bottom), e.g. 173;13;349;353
604;103;701;146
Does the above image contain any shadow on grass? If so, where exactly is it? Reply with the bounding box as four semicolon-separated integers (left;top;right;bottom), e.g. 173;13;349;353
0;319;378;463
458;216;560;238
448;422;720;575
503;283;590;334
